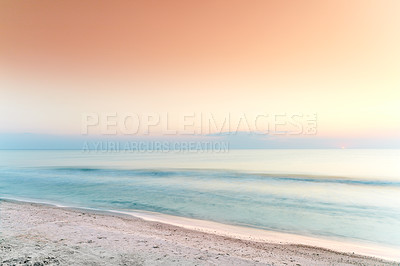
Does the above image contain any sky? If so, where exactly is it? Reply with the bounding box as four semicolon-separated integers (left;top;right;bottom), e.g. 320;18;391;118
0;0;399;148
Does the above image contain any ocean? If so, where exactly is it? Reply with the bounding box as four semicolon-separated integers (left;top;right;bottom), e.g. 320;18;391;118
1;149;399;248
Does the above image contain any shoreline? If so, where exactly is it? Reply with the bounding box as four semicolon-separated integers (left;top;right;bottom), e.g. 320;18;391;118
1;198;399;265
113;209;400;261
2;197;400;261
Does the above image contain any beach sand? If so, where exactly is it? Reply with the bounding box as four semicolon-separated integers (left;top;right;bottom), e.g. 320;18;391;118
0;200;398;266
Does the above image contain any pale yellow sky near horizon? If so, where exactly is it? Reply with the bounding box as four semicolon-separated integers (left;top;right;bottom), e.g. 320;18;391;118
1;0;399;138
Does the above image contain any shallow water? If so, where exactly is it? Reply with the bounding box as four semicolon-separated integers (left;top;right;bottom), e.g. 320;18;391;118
1;149;399;247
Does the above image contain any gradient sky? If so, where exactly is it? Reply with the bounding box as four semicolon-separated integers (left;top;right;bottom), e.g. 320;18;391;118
1;1;399;143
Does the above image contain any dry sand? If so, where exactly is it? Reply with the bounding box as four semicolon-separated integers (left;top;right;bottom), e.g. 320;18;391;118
0;199;398;266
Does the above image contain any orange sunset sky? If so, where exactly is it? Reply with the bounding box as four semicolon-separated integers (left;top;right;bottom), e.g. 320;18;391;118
0;0;399;140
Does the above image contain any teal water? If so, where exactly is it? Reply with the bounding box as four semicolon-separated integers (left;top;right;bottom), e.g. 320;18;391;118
1;149;400;247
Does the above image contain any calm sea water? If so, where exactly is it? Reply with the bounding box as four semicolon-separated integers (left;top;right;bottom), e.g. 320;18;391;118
1;149;399;247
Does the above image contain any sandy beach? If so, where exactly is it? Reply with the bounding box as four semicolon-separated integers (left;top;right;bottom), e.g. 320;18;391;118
0;200;398;266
